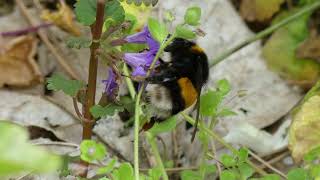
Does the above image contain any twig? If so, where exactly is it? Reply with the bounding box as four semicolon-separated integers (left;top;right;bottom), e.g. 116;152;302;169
249;150;287;179
261;150;290;170
0;23;52;37
15;0;79;80
210;1;320;67
32;141;79;148
73;97;83;120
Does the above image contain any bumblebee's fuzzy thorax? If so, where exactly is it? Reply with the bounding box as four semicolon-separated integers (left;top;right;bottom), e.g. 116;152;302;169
144;38;209;124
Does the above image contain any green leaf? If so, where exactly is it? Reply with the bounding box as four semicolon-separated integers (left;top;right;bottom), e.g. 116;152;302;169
180;170;201;180
239;162;254;179
200;90;223;116
304;146;320;162
118;163;134;180
75;0;124;26
80;140;107;163
148;17;168;43
184;6;201;26
105;0;125;25
221;154;236;167
217;79;231;96
74;0;97;26
0;122;62;175
287;168;308;180
90;104;125;119
310;165;320;179
217;108;237;117
47;74;85;97
66;36;92;49
97;158;117;175
237;147;249;162
148;167;162;180
204;164;217;175
148;116;177;136
99;178;110;180
175;25;196;39
220;170;237;180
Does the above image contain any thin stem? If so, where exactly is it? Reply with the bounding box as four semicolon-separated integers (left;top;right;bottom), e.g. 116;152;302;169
133;34;176;180
123;64;136;99
181;113;267;176
146;132;169;180
81;0;105;177
210;0;320;67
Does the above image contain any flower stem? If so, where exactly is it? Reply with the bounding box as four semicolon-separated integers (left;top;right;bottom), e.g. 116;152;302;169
123;64;136;99
146;132;169;180
0;23;52;37
210;0;320;67
181;113;267;176
81;0;105;177
133;34;176;180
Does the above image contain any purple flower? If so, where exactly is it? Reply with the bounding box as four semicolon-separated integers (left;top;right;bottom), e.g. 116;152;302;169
124;26;160;77
102;68;118;98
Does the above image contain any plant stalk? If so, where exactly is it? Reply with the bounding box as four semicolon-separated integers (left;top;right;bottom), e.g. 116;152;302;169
146;132;169;180
210;0;320;67
81;0;105;177
133;34;176;180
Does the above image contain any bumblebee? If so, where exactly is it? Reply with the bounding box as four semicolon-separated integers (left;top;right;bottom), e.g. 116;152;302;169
144;38;209;139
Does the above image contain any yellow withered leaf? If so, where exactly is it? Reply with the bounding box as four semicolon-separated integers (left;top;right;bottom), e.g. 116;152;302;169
240;0;285;22
0;36;42;87
289;83;320;162
41;2;81;36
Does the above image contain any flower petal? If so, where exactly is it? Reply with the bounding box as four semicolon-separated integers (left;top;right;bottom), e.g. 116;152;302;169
132;66;147;77
124;52;153;68
102;68;118;97
124;26;149;44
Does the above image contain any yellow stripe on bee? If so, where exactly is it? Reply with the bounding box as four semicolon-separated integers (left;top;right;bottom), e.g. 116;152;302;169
178;77;198;108
191;45;204;53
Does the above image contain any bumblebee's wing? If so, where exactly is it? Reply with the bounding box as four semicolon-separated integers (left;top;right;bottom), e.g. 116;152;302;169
146;66;178;84
191;59;203;142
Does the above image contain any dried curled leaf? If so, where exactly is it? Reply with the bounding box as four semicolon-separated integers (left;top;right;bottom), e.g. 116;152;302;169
289;82;320;162
240;0;285;22
0;36;42;87
41;2;81;36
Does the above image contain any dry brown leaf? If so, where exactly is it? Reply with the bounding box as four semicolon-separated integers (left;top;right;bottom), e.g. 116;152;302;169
296;11;320;62
0;36;42;87
41;2;81;36
240;0;285;22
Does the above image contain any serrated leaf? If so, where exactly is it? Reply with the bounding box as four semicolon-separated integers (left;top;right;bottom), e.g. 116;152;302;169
220;170;237;180
184;6;201;26
90;104;125;119
180;170;201;180
0;122;62;175
287;168;308;180
204;164;216;175
304;146;320;162
148;167;162;180
148;17;168;43
221;154;236;167
238;162;254;179
97;158;117;175
75;0;125;26
74;0;97;25
47;74;85;97
80;140;107;163
310;165;320;179
148;116;177;136
250;174;281;180
175;25;196;39
66;36;92;49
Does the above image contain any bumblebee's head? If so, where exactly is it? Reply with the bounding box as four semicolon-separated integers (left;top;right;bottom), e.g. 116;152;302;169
164;38;204;54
